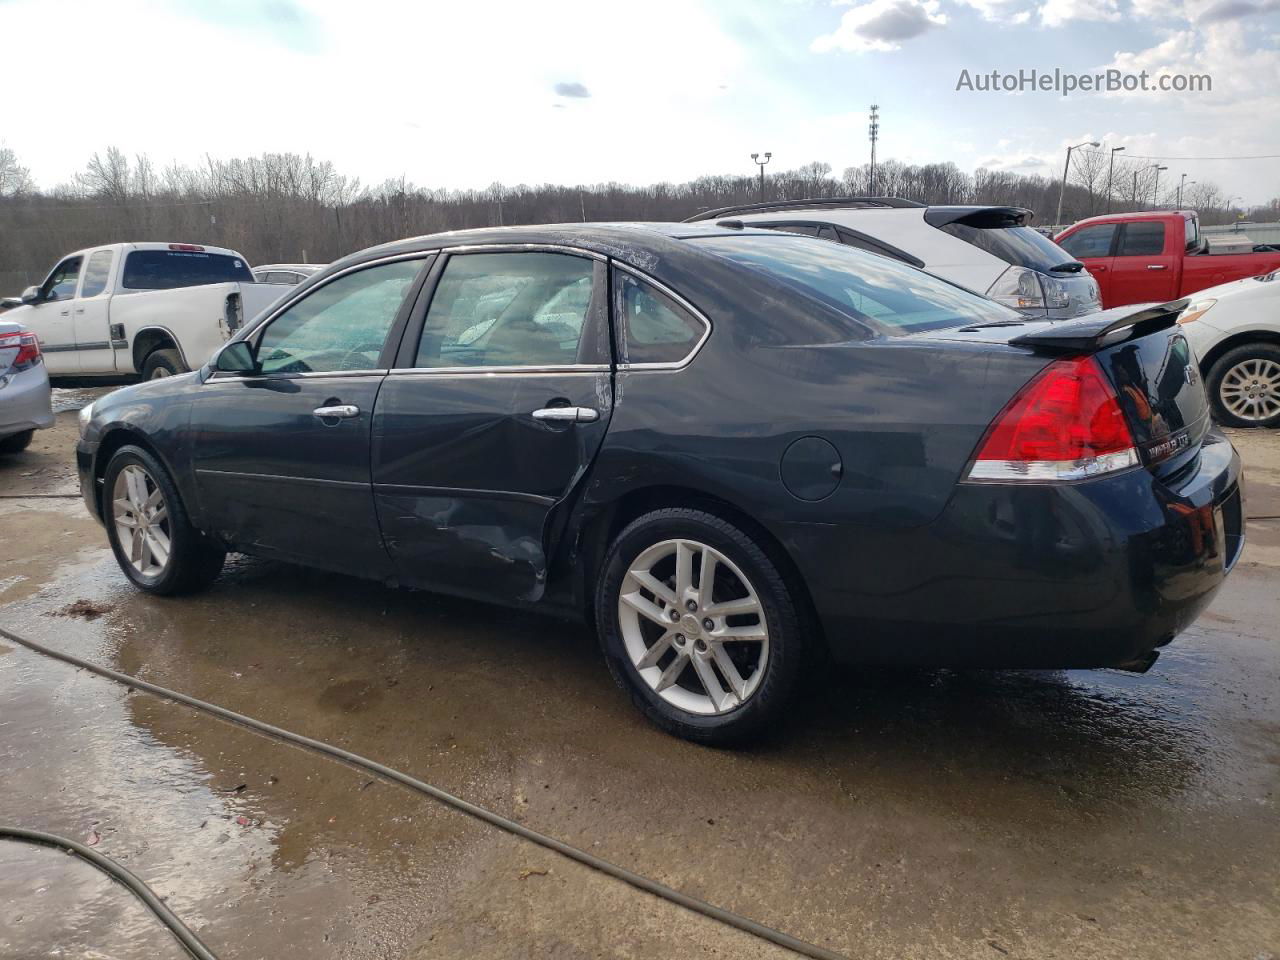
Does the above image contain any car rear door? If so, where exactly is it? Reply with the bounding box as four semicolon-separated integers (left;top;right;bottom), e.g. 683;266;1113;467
189;255;432;576
1056;223;1118;306
72;249;119;373
371;247;613;604
1110;220;1178;306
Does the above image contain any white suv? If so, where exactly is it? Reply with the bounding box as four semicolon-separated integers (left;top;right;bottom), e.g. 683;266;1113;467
685;198;1101;319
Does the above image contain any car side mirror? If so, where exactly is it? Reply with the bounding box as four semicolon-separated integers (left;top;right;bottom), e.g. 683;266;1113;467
20;286;40;305
215;340;259;374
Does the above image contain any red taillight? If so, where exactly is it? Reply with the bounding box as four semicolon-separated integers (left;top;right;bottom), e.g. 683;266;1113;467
967;356;1139;481
0;330;41;369
168;243;205;252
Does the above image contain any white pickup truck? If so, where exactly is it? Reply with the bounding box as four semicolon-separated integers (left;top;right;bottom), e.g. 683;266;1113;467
1;242;286;380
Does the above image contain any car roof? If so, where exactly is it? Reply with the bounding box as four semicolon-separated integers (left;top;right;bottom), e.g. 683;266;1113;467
1067;210;1196;226
254;263;325;272
62;241;247;259
331;222;782;273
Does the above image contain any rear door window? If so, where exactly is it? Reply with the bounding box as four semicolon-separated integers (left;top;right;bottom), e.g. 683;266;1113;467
615;271;707;365
414;252;595;368
79;250;114;298
122;250;254;290
1117;222;1167;257
1058;224;1117;259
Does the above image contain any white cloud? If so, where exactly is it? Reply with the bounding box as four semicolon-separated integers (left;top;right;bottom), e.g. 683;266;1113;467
812;0;947;53
1039;0;1122;27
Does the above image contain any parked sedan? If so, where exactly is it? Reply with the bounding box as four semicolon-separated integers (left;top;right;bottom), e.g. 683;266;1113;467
252;263;327;285
0;320;54;454
1177;270;1280;427
76;224;1243;744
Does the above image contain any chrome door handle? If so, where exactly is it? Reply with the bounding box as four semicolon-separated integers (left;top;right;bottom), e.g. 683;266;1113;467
75;308;85;314
313;404;360;419
532;406;599;423
1147;264;1168;270
59;309;70;316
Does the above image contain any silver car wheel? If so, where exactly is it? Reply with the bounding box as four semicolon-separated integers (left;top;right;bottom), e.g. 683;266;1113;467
112;464;171;577
149;366;172;380
617;538;769;716
1220;357;1280;422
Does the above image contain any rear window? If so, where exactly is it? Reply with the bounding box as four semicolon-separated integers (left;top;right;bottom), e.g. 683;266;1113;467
693;234;1017;335
936;222;1076;272
122;250;254;290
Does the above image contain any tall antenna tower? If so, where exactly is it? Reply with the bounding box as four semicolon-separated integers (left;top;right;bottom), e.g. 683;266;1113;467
868;104;880;195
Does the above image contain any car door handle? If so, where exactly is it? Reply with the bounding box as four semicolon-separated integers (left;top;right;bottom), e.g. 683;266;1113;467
1147;264;1168;270
75;307;85;314
60;309;70;316
1091;265;1107;272
313;404;360;420
532;406;599;423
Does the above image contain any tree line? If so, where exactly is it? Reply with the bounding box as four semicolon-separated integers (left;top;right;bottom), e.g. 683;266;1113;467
1;146;1274;292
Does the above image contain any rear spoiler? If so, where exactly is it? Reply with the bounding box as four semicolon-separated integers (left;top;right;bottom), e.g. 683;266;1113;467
1009;299;1189;353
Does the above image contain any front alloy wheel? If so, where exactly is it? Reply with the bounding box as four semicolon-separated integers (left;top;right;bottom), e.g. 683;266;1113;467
112;464;171;577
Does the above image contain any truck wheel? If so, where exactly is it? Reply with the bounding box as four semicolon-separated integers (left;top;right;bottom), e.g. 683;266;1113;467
1206;343;1280;428
142;348;185;380
0;430;34;455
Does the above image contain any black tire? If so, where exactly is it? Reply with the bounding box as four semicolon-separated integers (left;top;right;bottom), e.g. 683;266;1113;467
1205;343;1280;428
595;507;805;746
103;445;225;595
0;429;34;455
141;348;185;380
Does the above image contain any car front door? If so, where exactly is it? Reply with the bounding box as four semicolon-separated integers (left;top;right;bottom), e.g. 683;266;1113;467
1056;223;1117;306
73;249;118;373
189;255;432;576
371;248;613;604
26;256;83;374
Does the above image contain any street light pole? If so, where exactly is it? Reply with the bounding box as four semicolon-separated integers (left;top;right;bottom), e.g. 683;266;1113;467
1056;140;1101;227
1151;165;1168;209
1177;175;1196;208
750;151;772;202
1105;146;1125;213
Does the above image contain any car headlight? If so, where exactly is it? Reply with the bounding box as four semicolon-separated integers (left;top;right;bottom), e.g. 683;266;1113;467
986;266;1048;313
1177;299;1216;325
77;402;95;438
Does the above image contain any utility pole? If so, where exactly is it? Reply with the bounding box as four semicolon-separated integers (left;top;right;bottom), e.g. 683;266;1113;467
1056;140;1100;227
750;152;772;201
868;105;880;195
1132;170;1139;209
1177;174;1195;208
1105;146;1124;213
1151;165;1168;209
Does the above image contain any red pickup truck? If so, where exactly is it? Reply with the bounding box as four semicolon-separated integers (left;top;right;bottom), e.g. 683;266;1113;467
1055;211;1280;308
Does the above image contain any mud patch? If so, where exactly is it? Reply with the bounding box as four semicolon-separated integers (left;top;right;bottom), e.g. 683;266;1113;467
48;598;115;621
317;678;384;714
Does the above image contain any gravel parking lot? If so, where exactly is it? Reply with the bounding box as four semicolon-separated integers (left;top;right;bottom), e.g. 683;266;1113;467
2;387;1277;960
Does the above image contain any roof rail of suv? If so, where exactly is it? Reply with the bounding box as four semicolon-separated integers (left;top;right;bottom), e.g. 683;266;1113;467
683;196;925;223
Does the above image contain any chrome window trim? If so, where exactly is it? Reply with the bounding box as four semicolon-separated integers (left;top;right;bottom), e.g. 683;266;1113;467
612;262;712;372
236;250;440;341
209;368;389;383
386;365;609;378
442;243;607;262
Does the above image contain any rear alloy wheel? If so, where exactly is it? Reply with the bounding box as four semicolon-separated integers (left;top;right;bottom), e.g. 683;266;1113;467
103;446;225;595
597;508;804;745
1207;344;1280;428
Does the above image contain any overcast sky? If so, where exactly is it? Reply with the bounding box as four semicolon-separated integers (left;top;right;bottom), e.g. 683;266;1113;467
2;0;1277;204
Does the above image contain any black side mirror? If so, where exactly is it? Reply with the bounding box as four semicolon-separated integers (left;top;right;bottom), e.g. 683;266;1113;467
215;340;259;374
20;286;40;305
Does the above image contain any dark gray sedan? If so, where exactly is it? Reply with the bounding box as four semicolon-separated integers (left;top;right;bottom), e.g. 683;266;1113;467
77;223;1242;743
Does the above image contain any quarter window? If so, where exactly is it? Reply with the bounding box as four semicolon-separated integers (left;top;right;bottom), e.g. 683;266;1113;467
616;271;706;365
413;252;595;368
1058;224;1117;259
255;259;423;374
42;257;83;301
80;250;114;298
1117;222;1166;257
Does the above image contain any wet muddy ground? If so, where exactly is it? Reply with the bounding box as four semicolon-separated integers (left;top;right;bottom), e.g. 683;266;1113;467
1;387;1277;959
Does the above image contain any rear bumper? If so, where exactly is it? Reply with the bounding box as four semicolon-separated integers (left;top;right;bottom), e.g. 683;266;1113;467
788;430;1243;669
0;365;55;439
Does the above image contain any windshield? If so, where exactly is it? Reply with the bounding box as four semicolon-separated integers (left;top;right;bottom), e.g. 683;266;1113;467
692;234;1019;335
122;250;254;290
935;223;1078;272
